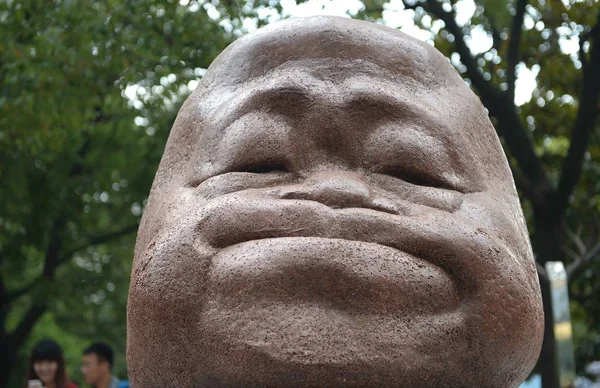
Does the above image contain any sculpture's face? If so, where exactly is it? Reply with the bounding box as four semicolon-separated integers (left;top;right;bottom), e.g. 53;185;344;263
127;17;543;388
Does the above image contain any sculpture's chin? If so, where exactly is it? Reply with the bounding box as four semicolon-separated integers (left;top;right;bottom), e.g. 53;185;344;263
128;302;533;388
127;225;543;388
128;192;543;388
128;309;519;388
194;305;469;385
188;346;474;387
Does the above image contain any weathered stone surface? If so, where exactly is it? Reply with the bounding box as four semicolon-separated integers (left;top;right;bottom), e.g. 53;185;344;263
127;16;544;387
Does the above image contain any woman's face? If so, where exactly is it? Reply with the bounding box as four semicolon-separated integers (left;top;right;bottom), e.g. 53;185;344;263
33;360;58;385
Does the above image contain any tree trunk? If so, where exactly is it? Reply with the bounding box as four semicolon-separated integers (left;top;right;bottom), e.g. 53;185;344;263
539;278;559;388
0;274;47;388
534;213;564;388
0;278;13;388
0;341;14;388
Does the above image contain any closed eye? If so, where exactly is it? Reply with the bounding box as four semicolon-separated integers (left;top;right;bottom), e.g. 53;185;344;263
185;160;291;188
236;161;289;174
380;167;458;192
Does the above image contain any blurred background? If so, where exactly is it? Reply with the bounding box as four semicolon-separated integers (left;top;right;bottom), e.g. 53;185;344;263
1;0;599;387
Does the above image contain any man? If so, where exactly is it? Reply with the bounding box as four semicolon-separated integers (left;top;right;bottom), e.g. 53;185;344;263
127;16;543;387
81;343;128;388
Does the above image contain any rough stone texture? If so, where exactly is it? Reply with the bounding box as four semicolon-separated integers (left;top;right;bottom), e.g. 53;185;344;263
127;16;544;388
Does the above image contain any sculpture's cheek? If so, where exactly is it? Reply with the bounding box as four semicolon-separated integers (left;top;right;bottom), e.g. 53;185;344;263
456;192;530;252
446;194;544;383
127;232;212;387
128;187;219;356
455;192;542;308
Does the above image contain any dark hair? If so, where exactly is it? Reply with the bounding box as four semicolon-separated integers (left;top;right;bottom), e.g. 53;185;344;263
83;342;114;369
25;339;69;388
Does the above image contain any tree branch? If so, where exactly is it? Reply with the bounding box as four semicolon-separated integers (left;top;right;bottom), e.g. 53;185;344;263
579;31;589;69
3;281;37;306
510;162;545;208
419;0;550;196
586;211;600;248
536;261;548;282
4;222;138;353
42;222;65;279
490;24;503;52
5;219;66;346
564;220;587;255
7;304;46;354
506;0;528;100
5;221;137;307
57;223;139;264
421;0;490;94
563;246;579;261
566;240;600;282
554;12;600;219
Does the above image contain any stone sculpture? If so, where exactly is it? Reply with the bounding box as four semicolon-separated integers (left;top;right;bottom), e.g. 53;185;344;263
127;16;544;387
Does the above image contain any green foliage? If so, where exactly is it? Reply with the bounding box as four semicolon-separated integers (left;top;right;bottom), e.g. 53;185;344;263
0;0;238;385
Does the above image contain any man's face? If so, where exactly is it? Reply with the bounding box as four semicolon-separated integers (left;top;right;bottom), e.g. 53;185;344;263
128;17;543;387
81;354;107;385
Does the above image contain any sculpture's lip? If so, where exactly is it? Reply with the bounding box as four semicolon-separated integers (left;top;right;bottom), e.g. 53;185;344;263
197;198;454;278
217;234;453;280
208;236;460;315
196;194;513;299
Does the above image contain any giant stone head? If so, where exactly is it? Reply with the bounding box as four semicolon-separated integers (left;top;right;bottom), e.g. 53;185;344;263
127;16;544;388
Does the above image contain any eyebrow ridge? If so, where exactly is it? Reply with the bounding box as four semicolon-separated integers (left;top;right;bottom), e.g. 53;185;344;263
216;82;317;131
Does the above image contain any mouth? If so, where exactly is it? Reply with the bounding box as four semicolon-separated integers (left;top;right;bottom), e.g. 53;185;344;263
194;193;482;315
196;195;468;276
208;236;459;315
191;192;517;316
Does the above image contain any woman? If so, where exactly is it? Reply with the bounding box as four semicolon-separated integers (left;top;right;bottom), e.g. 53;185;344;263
25;339;78;388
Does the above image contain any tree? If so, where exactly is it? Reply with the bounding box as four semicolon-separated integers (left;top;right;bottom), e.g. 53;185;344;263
0;0;235;385
356;0;600;386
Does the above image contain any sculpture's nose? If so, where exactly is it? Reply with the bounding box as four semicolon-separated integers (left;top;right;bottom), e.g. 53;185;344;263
275;171;399;214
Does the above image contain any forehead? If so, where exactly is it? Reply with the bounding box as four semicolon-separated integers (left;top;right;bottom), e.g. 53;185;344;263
82;353;100;362
203;58;450;124
33;359;57;364
195;55;475;160
194;18;475;141
202;17;457;91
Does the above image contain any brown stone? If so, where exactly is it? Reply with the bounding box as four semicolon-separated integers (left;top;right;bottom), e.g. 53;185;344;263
127;16;544;387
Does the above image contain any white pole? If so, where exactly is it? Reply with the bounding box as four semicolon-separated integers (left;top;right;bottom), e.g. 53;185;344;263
545;261;576;388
